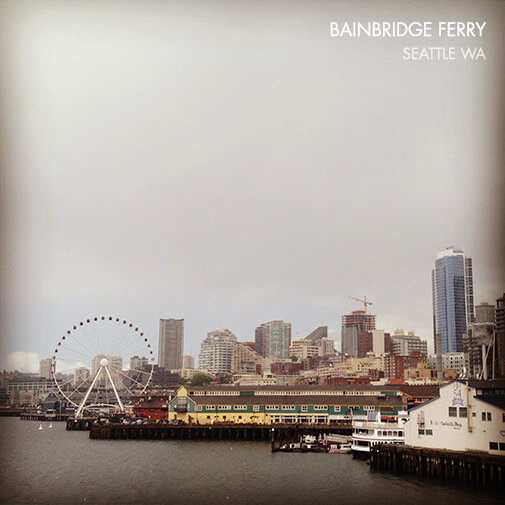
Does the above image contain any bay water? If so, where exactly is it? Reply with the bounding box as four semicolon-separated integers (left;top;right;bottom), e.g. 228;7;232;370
0;418;502;505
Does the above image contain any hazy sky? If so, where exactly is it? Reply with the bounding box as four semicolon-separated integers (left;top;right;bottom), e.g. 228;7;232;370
1;0;504;372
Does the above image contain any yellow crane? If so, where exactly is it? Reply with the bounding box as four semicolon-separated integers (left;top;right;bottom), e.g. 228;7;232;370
347;296;373;313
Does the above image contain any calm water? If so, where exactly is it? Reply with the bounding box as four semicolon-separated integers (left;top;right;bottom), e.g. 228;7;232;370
0;418;503;505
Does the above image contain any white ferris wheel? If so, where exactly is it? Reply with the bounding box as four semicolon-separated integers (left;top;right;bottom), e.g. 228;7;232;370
51;316;155;417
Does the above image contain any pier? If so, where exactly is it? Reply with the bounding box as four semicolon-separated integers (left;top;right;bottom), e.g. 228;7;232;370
370;444;505;489
21;413;70;422
87;422;351;442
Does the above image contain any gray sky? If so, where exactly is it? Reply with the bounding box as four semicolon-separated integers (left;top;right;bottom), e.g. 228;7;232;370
1;0;504;372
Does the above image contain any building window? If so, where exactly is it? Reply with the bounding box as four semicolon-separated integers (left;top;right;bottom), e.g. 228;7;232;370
282;406;296;411
482;412;486;421
266;405;279;410
487;412;492;421
314;405;327;411
301;406;308;412
253;405;260;412
458;407;467;418
196;406;202;411
418;429;425;435
489;442;498;450
334;406;341;412
448;407;457;418
425;429;433;435
499;443;505;451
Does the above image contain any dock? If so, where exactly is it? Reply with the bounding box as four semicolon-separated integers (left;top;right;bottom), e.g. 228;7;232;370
370;444;505;489
21;413;70;422
87;422;351;442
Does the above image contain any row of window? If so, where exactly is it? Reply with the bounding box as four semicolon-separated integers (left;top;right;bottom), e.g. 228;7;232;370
418;429;433;435
448;407;467;418
489;442;505;451
194;405;377;412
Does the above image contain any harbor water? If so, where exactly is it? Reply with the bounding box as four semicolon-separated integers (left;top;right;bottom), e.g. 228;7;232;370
0;418;502;505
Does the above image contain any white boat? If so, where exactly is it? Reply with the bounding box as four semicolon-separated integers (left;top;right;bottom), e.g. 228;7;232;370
328;442;352;454
351;411;408;459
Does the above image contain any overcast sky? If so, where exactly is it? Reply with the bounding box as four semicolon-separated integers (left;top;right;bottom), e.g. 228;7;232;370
1;0;504;372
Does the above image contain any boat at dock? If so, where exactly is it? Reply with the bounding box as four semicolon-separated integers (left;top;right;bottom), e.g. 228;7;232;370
351;411;408;459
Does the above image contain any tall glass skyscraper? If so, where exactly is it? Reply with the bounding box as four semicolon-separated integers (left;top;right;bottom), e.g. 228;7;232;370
432;247;475;354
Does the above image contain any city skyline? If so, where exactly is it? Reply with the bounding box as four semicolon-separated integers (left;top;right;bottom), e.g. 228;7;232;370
1;1;504;373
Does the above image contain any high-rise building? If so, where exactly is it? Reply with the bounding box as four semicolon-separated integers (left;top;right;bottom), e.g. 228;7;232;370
231;342;263;374
496;294;505;378
432;247;474;354
341;310;376;357
304;326;328;343
159;318;184;370
130;356;148;371
390;329;428;358
463;302;496;379
73;366;90;387
255;320;292;358
182;355;195;369
198;328;237;375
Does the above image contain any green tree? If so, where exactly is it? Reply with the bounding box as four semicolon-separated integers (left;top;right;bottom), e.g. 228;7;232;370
189;372;214;386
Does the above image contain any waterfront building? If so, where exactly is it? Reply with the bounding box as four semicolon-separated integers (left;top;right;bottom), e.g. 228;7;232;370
130;391;175;419
8;377;53;407
432;247;475;354
405;379;505;456
341;311;376;358
198;328;237;375
159;318;184;370
39;359;52;379
255;320;292;358
167;383;436;425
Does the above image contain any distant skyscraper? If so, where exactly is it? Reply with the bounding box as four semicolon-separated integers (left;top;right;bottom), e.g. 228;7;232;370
159;318;184;370
182;355;195;369
255;320;292;358
130;356;148;371
432;247;474;354
341;310;376;357
39;359;52;379
198;328;237;375
495;293;505;378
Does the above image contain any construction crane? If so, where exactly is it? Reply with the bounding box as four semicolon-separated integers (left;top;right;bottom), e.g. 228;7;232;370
348;296;373;313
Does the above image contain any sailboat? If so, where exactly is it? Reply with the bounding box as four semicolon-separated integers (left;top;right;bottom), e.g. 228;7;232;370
38;424;43;430
49;422;53;428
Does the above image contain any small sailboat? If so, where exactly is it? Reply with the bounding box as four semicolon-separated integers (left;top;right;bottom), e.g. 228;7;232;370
48;422;53;429
38;424;43;430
